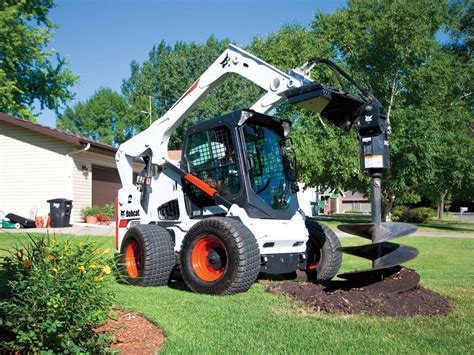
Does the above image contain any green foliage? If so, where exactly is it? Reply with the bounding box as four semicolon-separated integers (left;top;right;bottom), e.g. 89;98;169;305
57;88;131;145
0;0;77;119
0;235;114;352
101;203;115;219
82;205;102;218
391;205;409;222
392;206;436;224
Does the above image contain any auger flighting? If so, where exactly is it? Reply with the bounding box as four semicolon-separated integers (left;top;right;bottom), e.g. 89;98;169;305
337;101;419;287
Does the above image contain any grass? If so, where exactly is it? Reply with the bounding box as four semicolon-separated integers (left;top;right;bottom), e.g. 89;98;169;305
0;232;473;353
313;214;474;234
416;219;474;233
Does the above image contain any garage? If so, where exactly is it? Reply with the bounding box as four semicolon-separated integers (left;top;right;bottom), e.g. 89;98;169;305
92;165;121;206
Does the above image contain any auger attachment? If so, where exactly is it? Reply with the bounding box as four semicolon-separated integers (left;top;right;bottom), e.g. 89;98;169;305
336;100;419;289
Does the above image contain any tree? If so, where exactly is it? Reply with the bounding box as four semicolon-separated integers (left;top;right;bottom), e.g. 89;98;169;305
309;0;465;216
121;36;261;149
250;25;368;193
0;0;77;120
415;1;474;218
57;88;131;146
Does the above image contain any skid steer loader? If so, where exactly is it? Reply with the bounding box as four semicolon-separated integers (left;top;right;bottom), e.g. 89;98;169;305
115;45;418;295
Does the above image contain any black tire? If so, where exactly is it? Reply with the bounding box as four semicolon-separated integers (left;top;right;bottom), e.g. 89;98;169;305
305;220;342;282
120;224;175;286
283;271;298;280
179;217;260;295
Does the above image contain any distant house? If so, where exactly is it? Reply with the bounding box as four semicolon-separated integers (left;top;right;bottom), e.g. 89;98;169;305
340;191;371;213
298;186;370;216
1;113;123;223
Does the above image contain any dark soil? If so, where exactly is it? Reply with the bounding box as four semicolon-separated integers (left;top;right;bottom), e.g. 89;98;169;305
267;268;451;317
95;309;165;353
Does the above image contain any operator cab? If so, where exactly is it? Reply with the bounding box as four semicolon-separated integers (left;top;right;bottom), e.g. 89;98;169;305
181;109;299;220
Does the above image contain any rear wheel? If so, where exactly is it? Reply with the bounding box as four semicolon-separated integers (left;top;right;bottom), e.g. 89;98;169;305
180;217;260;295
305;221;342;282
120;224;175;286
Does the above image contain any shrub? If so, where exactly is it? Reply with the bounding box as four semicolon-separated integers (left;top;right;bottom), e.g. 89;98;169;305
391;206;435;224
0;235;114;352
404;207;435;224
97;203;115;223
391;205;409;222
81;205;101;218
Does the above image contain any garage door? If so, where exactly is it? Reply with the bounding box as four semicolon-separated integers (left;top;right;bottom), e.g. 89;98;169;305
92;166;121;207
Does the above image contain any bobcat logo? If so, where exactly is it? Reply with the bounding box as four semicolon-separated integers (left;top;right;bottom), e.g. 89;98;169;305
120;210;125;217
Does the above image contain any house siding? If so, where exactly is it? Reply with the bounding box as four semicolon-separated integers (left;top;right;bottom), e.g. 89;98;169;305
71;157;92;223
72;151;143;219
0;121;73;219
77;151;117;169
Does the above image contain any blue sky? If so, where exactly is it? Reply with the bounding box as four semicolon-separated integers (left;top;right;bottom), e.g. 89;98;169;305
38;0;347;127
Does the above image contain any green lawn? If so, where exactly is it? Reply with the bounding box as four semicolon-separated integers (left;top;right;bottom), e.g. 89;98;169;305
0;232;473;353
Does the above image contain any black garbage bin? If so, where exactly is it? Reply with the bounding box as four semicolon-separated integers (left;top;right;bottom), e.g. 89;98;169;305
47;198;73;227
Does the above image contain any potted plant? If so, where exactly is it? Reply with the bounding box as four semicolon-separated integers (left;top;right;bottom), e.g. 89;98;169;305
97;203;114;225
96;214;110;225
82;206;101;224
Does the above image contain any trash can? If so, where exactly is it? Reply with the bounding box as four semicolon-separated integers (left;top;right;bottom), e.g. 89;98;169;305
47;198;73;227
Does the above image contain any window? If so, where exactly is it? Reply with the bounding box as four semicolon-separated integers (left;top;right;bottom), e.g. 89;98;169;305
186;126;240;203
244;124;292;210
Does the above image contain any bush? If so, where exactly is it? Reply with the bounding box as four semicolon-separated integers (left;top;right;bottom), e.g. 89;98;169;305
101;203;115;220
404;207;435;224
391;206;435;224
81;204;114;222
391;205;409;222
81;205;101;218
0;235;114;352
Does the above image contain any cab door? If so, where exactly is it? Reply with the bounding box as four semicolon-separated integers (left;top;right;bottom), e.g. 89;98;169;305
182;124;241;218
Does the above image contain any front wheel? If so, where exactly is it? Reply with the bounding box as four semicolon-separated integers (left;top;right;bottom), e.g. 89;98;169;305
305;221;342;282
179;217;260;295
120;224;175;286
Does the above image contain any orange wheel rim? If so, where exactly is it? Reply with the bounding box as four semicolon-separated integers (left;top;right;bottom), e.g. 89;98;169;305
307;241;321;271
125;240;142;279
191;236;227;282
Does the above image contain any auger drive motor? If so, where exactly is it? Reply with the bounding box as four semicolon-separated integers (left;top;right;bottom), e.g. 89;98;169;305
115;45;418;295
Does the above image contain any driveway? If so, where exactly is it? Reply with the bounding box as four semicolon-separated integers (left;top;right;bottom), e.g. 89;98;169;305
452;212;474;222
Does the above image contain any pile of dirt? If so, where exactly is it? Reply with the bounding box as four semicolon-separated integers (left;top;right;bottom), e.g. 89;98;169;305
95;309;165;353
267;268;451;317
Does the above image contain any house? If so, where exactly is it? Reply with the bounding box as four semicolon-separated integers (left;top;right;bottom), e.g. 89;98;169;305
1;113;126;223
298;186;371;215
340;191;371;213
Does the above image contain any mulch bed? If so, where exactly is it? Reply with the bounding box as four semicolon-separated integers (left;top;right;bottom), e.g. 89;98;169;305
95;309;165;353
267;268;451;317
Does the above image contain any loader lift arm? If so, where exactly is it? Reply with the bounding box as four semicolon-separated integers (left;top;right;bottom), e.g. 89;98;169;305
116;44;314;188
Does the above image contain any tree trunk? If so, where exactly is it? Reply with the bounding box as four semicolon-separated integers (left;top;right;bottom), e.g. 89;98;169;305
381;194;395;222
437;190;448;220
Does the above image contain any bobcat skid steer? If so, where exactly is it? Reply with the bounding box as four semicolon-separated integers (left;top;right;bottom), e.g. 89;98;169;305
115;45;418;295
